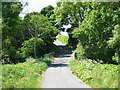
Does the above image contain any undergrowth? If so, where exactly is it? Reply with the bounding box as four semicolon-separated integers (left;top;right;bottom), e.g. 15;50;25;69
2;57;52;88
70;59;118;89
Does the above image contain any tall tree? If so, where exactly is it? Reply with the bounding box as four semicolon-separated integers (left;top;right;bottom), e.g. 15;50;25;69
40;5;54;18
73;2;120;63
24;12;59;45
23;12;59;56
40;5;57;27
54;2;87;27
2;2;24;63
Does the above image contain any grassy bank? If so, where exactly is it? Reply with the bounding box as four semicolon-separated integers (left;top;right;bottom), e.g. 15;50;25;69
70;59;118;89
57;35;69;45
2;57;52;88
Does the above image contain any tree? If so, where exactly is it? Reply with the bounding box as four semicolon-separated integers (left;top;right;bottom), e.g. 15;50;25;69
54;2;87;27
2;2;23;45
23;12;59;56
53;1;88;49
17;38;45;59
24;12;59;44
2;2;24;63
40;5;54;18
2;2;59;63
40;5;57;27
73;2;120;63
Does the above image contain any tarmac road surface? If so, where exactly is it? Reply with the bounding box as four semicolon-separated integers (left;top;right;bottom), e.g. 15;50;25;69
41;54;92;88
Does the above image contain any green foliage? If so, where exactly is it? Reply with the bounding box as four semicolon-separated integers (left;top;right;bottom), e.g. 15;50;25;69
54;2;86;26
2;3;59;63
108;25;120;49
24;12;59;51
2;2;22;19
40;5;57;26
75;42;86;60
53;2;87;49
17;38;45;58
2;57;51;88
72;2;120;63
67;2;119;88
57;35;69;45
2;2;23;43
40;5;54;18
2;2;26;63
112;53;119;63
70;59;118;88
108;24;120;63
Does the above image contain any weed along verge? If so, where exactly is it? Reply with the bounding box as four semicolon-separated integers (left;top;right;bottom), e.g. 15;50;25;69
2;57;52;88
70;57;118;88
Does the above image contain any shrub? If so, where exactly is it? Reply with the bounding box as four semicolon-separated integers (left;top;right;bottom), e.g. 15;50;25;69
75;42;86;60
2;48;25;64
17;38;45;58
108;24;120;63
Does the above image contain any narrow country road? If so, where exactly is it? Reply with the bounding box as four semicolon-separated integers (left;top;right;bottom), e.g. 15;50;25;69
41;46;92;88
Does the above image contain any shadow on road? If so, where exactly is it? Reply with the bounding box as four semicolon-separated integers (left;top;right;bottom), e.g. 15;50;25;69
54;46;72;58
49;63;69;68
47;46;72;68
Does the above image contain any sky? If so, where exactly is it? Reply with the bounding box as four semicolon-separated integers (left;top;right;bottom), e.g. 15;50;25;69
19;0;58;18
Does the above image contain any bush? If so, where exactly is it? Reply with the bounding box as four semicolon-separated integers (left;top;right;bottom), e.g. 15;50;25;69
17;38;45;58
75;42;86;60
108;24;120;63
112;52;119;64
2;48;25;64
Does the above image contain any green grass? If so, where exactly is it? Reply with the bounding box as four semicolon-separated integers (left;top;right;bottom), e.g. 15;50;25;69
2;57;52;88
57;35;69;45
70;59;118;89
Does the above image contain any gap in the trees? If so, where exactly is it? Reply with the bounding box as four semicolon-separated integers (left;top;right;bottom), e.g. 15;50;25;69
53;24;72;46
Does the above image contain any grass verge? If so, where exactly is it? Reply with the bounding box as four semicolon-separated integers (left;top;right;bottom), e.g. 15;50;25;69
70;59;118;89
2;57;52;88
57;35;69;45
